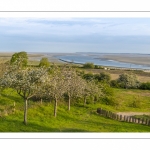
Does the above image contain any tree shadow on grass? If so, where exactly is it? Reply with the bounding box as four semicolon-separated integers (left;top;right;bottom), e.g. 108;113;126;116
0;93;22;103
0;117;60;132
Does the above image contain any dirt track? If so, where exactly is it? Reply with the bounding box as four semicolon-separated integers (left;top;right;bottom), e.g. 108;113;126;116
116;112;150;116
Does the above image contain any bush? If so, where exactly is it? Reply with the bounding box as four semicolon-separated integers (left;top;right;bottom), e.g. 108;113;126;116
83;62;94;69
83;73;95;81
117;73;140;89
94;72;111;83
94;65;103;69
110;80;120;88
100;96;121;108
39;57;50;67
139;82;150;90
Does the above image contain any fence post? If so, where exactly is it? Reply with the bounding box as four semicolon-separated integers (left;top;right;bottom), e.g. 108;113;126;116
117;114;119;120
132;117;134;123
126;116;129;122
129;116;132;122
148;120;150;126
123;115;126;121
138;118;140;124
97;108;101;114
142;118;145;124
145;119;148;125
120;115;122;121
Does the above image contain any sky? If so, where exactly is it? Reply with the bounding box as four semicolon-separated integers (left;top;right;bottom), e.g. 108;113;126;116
0;18;150;53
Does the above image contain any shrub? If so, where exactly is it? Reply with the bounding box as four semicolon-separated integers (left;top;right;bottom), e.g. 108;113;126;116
110;80;120;88
94;65;99;69
94;72;111;83
100;83;115;106
39;57;50;67
83;73;95;81
139;82;150;90
83;62;94;69
117;73;140;89
94;65;103;69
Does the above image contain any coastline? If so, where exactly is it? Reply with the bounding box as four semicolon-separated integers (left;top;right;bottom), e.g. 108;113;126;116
95;54;150;66
1;52;150;70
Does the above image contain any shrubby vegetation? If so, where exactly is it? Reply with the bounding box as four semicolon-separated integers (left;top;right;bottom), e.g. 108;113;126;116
83;62;95;69
83;72;111;83
83;62;103;69
39;57;50;67
110;73;140;89
139;82;150;90
117;73;140;89
95;72;111;83
10;51;28;68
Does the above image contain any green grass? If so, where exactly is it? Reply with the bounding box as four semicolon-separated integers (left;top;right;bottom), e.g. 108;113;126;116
111;88;150;112
0;88;150;132
0;103;150;132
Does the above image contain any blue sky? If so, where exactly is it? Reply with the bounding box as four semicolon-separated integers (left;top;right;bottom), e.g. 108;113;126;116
0;18;150;53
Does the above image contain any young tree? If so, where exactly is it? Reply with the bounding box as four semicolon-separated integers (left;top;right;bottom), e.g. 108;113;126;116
81;80;102;105
0;66;48;125
39;57;50;68
62;66;85;110
10;51;28;68
43;66;66;117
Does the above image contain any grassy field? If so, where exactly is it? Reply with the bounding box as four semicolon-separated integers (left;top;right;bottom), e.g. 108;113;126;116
0;88;150;132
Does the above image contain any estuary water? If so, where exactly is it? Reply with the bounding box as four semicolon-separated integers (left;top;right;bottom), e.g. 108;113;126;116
57;54;150;70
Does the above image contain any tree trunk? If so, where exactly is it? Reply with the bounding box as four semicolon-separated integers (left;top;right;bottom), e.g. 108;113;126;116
13;101;16;112
54;98;57;117
84;96;86;106
40;98;43;105
24;98;28;125
68;95;70;111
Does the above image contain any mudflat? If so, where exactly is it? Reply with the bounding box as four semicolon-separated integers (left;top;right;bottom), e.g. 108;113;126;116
96;53;150;66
